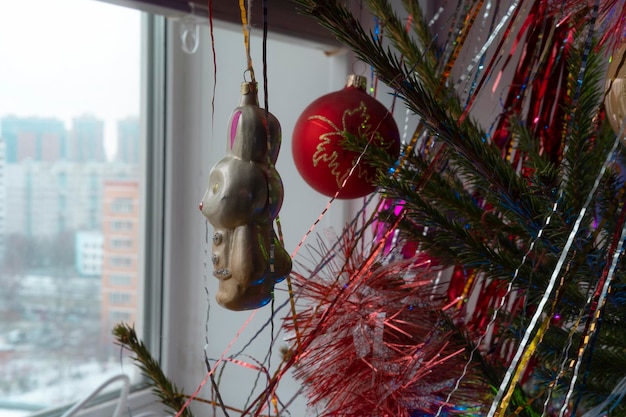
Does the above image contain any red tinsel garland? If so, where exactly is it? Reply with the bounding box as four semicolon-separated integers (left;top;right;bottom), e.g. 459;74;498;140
286;232;488;417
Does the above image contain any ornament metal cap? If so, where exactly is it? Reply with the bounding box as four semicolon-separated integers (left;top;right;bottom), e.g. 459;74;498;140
346;74;367;90
241;81;257;95
240;81;259;105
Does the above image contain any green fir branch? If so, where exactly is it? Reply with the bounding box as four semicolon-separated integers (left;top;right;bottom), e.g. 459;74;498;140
364;0;441;96
112;323;194;417
561;38;612;218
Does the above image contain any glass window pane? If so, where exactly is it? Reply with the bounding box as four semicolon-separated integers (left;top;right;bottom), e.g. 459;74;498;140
0;0;146;414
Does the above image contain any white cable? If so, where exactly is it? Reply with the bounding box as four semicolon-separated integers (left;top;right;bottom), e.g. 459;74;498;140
133;412;171;417
60;374;130;417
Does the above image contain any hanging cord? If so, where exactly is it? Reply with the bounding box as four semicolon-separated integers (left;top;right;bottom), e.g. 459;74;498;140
208;0;217;126
239;0;256;82
258;4;286;412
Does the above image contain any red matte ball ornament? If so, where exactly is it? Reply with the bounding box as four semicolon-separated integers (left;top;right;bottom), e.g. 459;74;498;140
292;75;401;199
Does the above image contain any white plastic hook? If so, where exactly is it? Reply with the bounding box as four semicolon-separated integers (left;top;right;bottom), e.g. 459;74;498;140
180;2;200;54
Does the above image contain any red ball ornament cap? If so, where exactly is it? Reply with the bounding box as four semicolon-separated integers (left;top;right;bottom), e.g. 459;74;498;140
292;74;401;199
346;74;368;89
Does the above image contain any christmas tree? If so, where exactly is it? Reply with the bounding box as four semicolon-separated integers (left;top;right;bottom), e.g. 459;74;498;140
286;0;626;415
115;0;626;415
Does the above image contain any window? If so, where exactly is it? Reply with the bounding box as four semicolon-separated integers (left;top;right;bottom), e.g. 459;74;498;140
108;292;133;305
110;220;134;231
109;256;134;268
110;237;134;249
109;274;134;286
111;197;135;213
109;310;133;323
0;1;163;415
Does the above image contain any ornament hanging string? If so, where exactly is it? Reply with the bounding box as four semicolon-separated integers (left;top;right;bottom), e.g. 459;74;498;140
204;3;219;411
208;0;217;126
239;0;255;81
262;0;269;111
257;0;281;376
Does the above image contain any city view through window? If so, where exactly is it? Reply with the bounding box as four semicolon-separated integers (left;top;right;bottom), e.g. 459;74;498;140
0;1;145;415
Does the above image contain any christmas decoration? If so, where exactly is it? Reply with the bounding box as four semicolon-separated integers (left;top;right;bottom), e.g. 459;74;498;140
605;43;626;140
289;0;626;416
292;74;401;199
116;1;626;416
286;228;485;417
199;81;292;311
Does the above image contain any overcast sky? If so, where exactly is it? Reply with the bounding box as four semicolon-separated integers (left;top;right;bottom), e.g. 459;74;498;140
0;0;141;151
